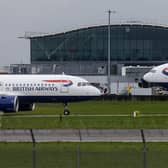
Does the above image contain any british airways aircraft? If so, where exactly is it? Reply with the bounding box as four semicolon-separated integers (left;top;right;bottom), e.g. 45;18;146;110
0;74;101;115
143;63;168;89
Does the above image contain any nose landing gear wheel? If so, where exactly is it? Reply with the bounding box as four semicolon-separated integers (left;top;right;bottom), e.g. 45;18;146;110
63;103;70;115
64;109;70;115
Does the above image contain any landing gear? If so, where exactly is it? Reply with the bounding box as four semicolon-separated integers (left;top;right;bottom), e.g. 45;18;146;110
64;103;70;115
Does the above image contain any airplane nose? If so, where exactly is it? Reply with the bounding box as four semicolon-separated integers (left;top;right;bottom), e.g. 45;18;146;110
90;86;102;96
94;87;102;96
143;73;148;82
143;73;152;82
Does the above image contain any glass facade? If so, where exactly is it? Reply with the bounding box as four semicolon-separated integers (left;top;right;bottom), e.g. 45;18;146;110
30;25;168;62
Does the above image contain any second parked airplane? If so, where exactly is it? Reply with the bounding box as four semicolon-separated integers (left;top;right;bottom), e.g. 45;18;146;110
143;63;168;89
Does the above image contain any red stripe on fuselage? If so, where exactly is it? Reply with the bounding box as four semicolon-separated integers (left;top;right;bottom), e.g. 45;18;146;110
43;80;71;83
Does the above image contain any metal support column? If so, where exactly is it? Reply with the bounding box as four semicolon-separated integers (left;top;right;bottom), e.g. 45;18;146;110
30;129;37;168
141;129;147;168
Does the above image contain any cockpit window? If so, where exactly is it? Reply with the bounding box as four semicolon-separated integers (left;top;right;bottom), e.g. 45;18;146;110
149;69;156;73
77;82;91;87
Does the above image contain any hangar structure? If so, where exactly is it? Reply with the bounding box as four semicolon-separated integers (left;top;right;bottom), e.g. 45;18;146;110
10;22;168;94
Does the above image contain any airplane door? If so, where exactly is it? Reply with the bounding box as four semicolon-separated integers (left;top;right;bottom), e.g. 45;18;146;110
60;84;69;93
0;82;3;91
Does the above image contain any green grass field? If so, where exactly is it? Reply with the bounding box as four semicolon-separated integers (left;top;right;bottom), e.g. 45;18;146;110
1;101;168;168
2;100;168;129
0;142;167;168
6;100;168;115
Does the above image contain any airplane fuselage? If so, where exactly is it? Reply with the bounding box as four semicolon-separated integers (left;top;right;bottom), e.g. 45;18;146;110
0;74;101;114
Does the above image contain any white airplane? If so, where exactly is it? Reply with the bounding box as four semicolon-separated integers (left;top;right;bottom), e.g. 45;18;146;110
143;63;168;89
0;74;101;115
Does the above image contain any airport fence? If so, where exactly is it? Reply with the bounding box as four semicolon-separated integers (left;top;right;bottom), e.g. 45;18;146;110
0;129;167;168
0;142;167;168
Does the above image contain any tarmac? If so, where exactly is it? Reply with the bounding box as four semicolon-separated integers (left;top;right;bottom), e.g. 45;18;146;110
0;129;168;142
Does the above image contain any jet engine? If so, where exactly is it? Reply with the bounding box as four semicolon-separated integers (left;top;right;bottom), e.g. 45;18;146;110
0;96;19;112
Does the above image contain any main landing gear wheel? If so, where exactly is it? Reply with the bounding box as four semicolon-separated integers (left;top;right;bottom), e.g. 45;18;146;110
64;103;70;115
64;109;70;115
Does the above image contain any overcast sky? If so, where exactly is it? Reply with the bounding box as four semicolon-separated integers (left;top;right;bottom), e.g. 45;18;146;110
0;0;168;66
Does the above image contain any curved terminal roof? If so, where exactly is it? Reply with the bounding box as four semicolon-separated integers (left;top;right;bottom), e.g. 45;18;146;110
22;21;168;39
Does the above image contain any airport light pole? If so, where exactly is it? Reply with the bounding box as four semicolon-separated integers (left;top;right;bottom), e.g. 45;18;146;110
107;10;116;94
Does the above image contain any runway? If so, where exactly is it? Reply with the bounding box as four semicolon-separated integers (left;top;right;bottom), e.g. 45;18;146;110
1;129;168;142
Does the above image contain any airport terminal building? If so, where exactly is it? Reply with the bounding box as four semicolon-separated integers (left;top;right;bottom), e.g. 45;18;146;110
30;24;168;64
12;23;168;74
10;23;168;94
